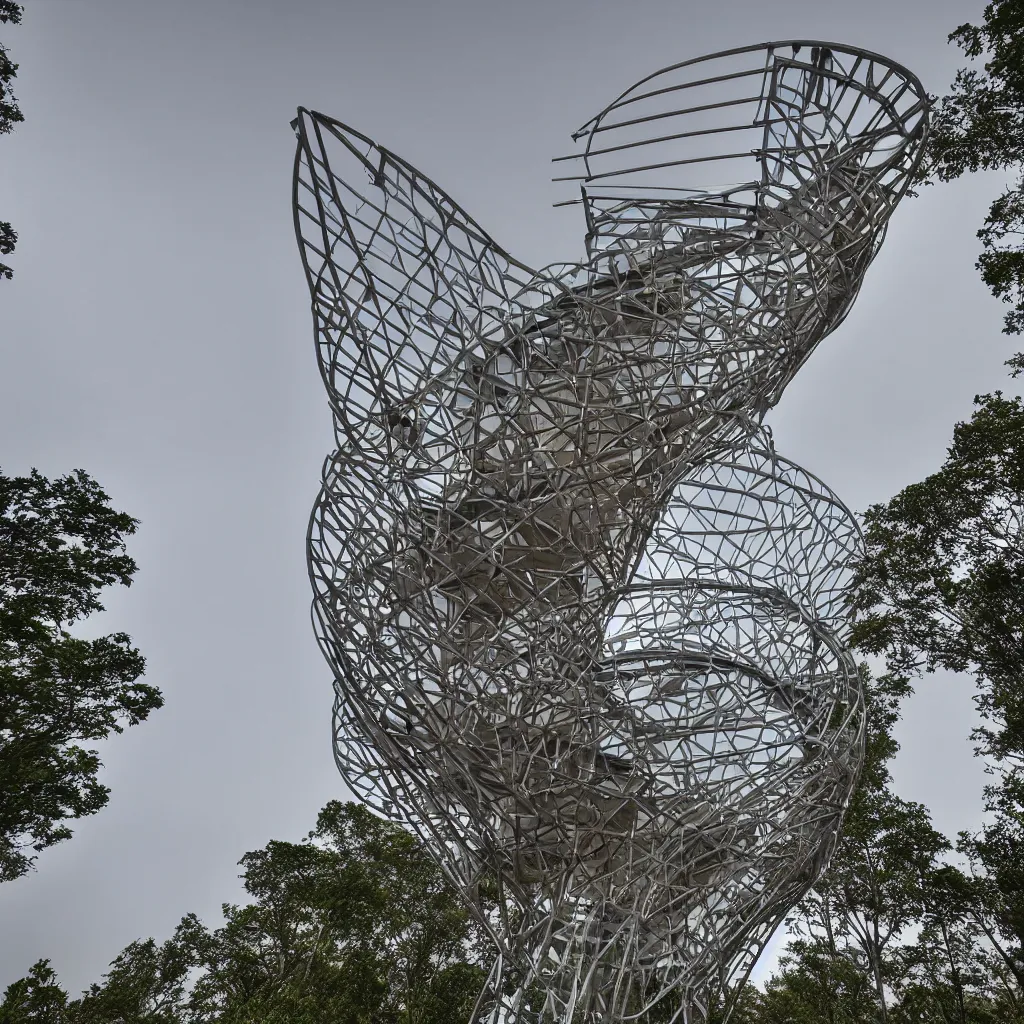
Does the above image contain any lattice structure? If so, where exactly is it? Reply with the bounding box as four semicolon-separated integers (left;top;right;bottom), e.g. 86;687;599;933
293;41;928;1024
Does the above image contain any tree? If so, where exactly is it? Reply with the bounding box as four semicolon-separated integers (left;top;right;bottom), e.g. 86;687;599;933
929;0;1024;341
745;666;1023;1022
0;1;23;281
70;931;196;1024
852;393;1024;772
0;961;69;1024
757;941;877;1024
771;671;951;1023
846;5;1024;1015
0;468;161;881
184;800;490;1024
852;391;1024;984
894;862;1024;1024
2;802;492;1024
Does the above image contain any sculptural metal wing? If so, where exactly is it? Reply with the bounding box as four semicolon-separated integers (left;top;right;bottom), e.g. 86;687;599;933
293;109;540;458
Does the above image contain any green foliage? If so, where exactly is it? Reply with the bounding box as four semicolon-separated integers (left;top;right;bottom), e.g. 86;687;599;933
0;468;160;881
5;785;1018;1023
929;0;1024;336
707;987;763;1024
749;663;1024;1023
892;861;1024;1023
0;1;21;133
0;2;22;281
841;11;1024;1017
853;391;1024;766
775;672;950;1021
70;926;200;1024
0;221;15;281
4;802;491;1024
814;359;1024;1019
186;800;489;1024
851;391;1024;991
757;942;877;1023
0;961;68;1024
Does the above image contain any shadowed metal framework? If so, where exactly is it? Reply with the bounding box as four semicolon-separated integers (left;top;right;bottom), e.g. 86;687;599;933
293;41;928;1024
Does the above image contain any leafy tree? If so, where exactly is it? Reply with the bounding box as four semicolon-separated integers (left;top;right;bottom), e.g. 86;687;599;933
0;468;161;881
757;941;877;1024
893;861;1024;1024
824;789;949;1018
847;5;1024;1016
853;393;1024;772
929;0;1024;340
954;831;1024;1002
779;671;950;1023
749;4;1024;1017
0;1;23;281
70;929;197;1024
2;802;492;1024
185;800;490;1024
852;391;1024;984
748;670;1011;1024
705;985;763;1024
0;961;68;1024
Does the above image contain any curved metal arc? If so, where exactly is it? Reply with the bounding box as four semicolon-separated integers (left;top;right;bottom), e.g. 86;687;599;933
294;106;537;280
569;38;927;141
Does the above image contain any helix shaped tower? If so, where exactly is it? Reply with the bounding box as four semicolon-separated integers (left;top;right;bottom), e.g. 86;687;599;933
293;41;928;1023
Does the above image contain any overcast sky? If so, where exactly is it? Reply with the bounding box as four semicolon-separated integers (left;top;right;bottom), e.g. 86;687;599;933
0;0;1011;994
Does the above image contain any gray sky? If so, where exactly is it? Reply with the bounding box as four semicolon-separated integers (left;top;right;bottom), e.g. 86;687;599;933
0;0;1009;993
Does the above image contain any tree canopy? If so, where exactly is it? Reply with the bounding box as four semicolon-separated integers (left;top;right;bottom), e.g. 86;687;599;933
837;3;1024;1017
930;0;1024;341
0;468;161;881
0;1;23;281
0;802;491;1024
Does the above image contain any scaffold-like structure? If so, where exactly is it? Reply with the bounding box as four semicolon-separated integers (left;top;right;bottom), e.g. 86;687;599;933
293;41;928;1023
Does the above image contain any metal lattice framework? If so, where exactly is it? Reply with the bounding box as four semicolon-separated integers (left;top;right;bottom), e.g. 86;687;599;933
293;41;928;1024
